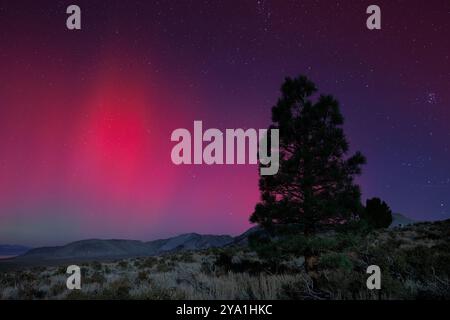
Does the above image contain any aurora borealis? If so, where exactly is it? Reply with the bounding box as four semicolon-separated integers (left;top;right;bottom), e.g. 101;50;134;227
0;0;449;246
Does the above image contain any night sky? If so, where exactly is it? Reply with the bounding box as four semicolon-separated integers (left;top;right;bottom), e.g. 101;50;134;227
0;0;449;246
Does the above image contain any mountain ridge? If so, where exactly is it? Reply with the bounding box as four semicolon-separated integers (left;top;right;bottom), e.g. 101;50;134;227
15;233;234;262
5;213;418;263
0;245;31;257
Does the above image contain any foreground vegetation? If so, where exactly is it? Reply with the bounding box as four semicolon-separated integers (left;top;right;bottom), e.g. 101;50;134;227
0;219;449;300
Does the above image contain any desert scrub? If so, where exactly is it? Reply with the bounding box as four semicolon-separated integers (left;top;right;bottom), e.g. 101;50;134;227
216;255;268;275
136;271;150;283
101;278;132;299
319;252;354;272
91;261;102;271
0;273;18;287
200;260;216;274
66;290;91;300
50;283;67;296
316;269;406;300
133;286;186;300
315;270;367;299
17;271;37;283
368;243;450;282
17;285;46;300
57;265;67;274
42;277;52;286
103;265;111;273
414;275;450;299
86;271;106;284
155;261;175;273
278;275;327;300
178;252;195;263
133;259;142;268
177;272;306;300
334;232;365;251
401;246;450;279
140;257;158;269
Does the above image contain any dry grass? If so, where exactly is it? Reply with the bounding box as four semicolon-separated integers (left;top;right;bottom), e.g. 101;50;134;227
0;253;308;300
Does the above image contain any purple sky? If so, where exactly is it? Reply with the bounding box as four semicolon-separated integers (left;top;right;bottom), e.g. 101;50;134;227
0;0;449;246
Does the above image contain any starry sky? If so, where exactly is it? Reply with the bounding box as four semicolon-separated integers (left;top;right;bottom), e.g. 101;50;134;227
0;0;449;246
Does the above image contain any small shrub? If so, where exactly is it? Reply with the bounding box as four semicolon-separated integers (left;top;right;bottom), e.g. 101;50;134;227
137;271;148;282
91;261;102;271
319;253;353;271
179;252;195;263
156;262;173;273
50;283;66;296
361;198;393;229
66;290;90;300
102;278;132;299
141;257;158;269
86;271;106;284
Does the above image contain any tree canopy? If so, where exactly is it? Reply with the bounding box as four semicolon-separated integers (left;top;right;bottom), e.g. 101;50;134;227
250;75;366;234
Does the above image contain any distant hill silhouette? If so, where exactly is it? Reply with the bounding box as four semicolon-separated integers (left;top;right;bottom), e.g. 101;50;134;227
0;245;31;257
2;214;417;265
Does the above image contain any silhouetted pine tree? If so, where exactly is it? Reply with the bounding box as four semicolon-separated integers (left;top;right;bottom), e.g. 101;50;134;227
251;75;366;235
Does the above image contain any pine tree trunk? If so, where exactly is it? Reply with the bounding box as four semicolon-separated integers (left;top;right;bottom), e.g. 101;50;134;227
304;227;319;288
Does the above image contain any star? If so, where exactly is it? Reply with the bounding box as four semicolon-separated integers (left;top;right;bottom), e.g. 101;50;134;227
426;92;437;104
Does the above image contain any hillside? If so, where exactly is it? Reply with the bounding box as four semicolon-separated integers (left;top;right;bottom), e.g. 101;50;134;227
14;233;233;262
0;219;448;300
2;214;415;264
390;213;416;228
2;214;418;264
0;245;31;257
